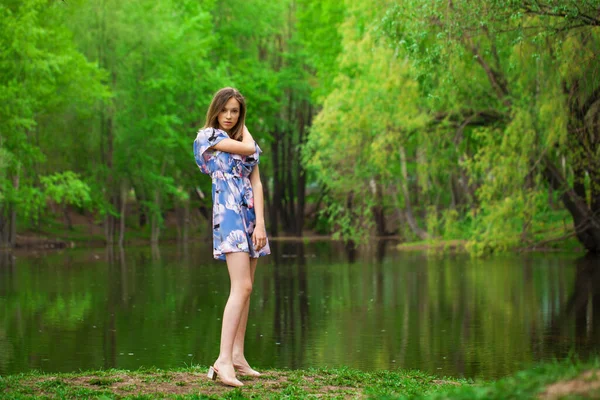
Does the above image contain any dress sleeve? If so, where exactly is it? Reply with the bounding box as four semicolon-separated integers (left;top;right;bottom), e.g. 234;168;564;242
241;142;262;176
244;142;262;166
193;128;228;173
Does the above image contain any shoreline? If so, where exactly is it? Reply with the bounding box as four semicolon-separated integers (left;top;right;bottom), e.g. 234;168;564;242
1;360;598;399
4;233;582;255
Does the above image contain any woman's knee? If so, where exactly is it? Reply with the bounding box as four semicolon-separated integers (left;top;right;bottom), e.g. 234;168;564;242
232;281;253;298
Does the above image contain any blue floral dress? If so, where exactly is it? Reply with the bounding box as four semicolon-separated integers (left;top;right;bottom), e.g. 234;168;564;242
193;127;271;261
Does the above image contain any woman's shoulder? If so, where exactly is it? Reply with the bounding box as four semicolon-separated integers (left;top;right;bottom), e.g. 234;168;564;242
196;126;214;137
196;127;230;140
195;126;209;140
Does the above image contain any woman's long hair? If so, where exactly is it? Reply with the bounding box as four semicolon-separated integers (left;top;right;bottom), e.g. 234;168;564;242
203;87;246;141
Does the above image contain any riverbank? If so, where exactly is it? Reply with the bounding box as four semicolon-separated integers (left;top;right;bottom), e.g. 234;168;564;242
397;237;584;254
8;207;582;254
1;359;598;399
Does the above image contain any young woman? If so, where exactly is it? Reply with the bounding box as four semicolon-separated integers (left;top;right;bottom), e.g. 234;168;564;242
193;87;270;387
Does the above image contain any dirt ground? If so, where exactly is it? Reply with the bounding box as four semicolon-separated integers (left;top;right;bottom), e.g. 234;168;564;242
18;370;600;398
539;370;600;399
17;371;361;398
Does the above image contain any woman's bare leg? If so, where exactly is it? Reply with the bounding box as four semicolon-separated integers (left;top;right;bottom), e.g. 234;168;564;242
232;258;259;375
213;252;252;387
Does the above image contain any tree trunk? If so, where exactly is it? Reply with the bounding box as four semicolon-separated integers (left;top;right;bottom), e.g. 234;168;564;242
270;129;281;237
285;134;296;234
135;187;148;228
295;102;310;236
102;75;117;246
552;78;600;253
543;156;600;253
399;146;429;240
295;164;306;236
285;115;296;234
63;206;73;231
9;171;19;247
345;192;357;262
118;182;127;247
151;189;161;245
0;208;6;247
371;179;387;236
183;196;189;243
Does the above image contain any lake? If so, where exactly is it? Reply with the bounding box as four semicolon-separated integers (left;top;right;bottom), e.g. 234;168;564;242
0;240;598;380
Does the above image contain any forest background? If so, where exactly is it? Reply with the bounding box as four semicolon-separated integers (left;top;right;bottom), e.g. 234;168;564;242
1;0;599;255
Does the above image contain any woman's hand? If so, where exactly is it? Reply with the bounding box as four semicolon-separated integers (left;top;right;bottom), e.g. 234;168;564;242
252;223;267;251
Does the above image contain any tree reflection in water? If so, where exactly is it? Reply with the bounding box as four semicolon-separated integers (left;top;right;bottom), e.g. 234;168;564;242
0;243;597;379
547;254;600;354
270;241;310;369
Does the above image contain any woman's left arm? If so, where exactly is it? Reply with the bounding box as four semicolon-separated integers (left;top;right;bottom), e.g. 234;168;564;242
250;165;267;250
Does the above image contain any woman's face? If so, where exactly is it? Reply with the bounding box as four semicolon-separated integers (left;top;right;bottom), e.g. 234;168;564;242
218;97;240;132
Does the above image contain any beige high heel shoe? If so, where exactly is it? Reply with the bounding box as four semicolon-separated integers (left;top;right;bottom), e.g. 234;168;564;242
234;364;261;377
207;366;219;381
207;365;244;387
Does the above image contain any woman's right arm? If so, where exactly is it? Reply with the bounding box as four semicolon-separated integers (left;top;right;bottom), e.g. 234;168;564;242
211;126;255;155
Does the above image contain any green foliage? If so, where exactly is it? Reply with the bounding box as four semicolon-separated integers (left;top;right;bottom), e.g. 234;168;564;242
442;209;461;240
304;0;428;241
304;0;600;252
1;0;599;250
297;0;346;103
40;171;92;208
0;0;107;229
426;206;440;239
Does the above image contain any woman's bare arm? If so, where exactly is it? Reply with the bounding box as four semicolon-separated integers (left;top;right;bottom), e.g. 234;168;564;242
249;164;267;250
212;126;255;155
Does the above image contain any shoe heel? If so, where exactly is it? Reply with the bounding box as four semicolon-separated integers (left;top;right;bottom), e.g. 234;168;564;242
207;366;217;381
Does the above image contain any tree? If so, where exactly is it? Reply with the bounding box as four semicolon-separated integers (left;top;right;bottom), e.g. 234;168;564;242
0;0;107;247
66;0;221;245
305;0;600;254
382;0;600;253
304;0;429;241
212;0;318;236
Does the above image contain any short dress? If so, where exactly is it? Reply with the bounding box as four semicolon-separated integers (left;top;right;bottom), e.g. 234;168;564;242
193;127;271;261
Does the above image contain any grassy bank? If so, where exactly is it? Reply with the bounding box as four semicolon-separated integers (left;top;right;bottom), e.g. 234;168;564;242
1;359;599;399
396;209;583;255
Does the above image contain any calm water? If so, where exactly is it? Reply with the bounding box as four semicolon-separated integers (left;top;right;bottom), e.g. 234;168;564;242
0;240;598;380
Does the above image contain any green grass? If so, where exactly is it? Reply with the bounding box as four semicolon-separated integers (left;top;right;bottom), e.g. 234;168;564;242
423;358;600;399
1;358;598;399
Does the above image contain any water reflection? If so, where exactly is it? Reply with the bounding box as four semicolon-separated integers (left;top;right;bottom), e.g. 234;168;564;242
0;243;596;379
545;254;600;354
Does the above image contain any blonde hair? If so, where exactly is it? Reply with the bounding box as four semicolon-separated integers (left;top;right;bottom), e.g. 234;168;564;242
203;87;246;141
